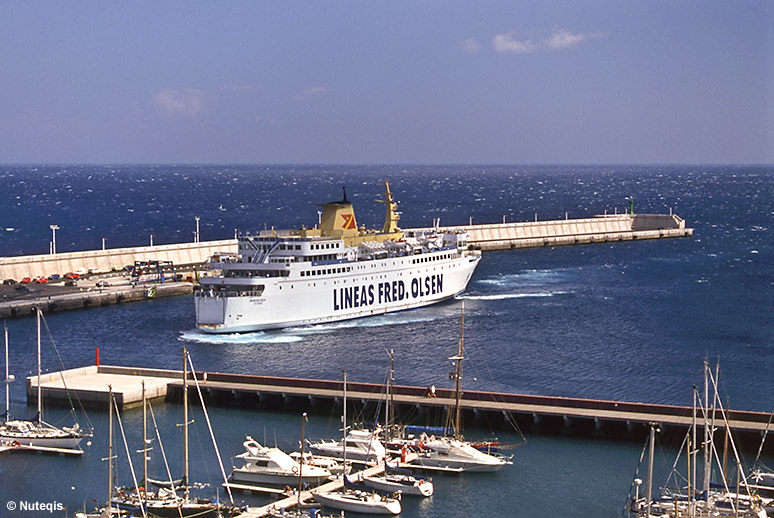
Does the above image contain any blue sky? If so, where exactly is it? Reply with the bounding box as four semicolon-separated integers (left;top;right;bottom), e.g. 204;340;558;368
0;1;771;164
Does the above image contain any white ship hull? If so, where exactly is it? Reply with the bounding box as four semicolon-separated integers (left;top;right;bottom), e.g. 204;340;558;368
229;467;329;487
197;252;480;333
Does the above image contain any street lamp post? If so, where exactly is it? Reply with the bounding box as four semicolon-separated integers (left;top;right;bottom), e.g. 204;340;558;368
195;217;200;243
49;225;60;255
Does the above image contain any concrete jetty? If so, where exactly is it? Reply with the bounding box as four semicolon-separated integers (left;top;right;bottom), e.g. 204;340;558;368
28;365;771;452
413;213;692;251
0;212;691;318
0;213;691;283
0;239;237;281
0;282;193;320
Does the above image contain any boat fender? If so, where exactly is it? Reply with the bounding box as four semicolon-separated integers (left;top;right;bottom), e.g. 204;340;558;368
292;466;299;474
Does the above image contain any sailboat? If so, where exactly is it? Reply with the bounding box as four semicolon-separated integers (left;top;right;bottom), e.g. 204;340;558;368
229;434;332;487
0;310;90;450
111;347;243;518
313;371;402;515
626;361;768;518
406;304;513;473
361;349;433;497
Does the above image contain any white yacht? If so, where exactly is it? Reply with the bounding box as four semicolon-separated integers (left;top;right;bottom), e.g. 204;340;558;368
195;181;480;333
410;435;512;473
360;461;433;497
313;484;401;515
307;428;386;465
229;436;332;487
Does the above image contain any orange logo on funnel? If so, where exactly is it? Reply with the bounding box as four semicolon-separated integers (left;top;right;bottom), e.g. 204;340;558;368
341;214;356;229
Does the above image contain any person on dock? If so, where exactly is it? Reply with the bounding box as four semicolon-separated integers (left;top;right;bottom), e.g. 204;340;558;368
426;384;436;397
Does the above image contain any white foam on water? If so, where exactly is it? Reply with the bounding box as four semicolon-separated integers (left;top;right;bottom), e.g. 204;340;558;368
178;329;303;345
461;291;568;301
287;311;442;334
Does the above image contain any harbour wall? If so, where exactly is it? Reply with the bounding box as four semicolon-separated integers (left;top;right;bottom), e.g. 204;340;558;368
415;213;692;251
0;239;237;281
1;213;691;281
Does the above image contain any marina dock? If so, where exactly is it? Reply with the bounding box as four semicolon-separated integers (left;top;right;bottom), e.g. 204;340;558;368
235;458;404;517
28;365;771;452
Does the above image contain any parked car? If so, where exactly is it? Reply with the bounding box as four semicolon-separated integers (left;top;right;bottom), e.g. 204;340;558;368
14;285;33;292
96;281;110;287
33;276;48;283
2;279;16;285
64;272;80;280
64;280;78;287
48;274;61;281
20;277;31;283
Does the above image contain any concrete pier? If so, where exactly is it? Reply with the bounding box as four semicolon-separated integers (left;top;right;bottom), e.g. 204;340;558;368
413;213;692;251
28;365;771;452
0;239;237;281
0;282;193;320
0;213;692;283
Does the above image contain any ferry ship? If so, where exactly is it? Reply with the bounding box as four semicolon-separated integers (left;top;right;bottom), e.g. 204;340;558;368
195;181;481;333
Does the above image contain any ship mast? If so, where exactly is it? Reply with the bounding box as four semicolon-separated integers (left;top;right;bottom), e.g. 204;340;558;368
183;346;189;500
451;303;465;439
4;323;10;421
377;180;401;234
142;381;148;498
107;385;113;514
36;308;42;424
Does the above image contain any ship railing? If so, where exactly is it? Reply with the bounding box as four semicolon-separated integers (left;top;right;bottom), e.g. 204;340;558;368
310;258;349;267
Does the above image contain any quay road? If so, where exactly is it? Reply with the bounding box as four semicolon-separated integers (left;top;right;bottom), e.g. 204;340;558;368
0;277;192;320
29;365;771;453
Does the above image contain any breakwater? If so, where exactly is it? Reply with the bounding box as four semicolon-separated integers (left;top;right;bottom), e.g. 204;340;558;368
413;213;692;251
0;213;691;282
0;239;237;281
0;282;192;319
29;365;771;452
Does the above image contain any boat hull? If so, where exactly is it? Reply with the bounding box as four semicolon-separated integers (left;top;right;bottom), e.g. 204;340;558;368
0;423;83;450
362;475;433;497
196;253;480;333
230;467;329;487
313;490;401;515
412;455;507;473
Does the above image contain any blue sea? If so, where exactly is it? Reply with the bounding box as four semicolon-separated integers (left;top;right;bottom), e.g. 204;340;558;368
0;164;772;517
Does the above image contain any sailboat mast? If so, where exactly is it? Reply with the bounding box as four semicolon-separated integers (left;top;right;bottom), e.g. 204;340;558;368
298;412;307;506
454;304;465;439
703;360;710;501
387;349;395;435
4;323;9;421
108;385;114;513
142;380;148;497
343;371;347;467
691;385;697;515
36;308;42;423
646;423;656;518
183;346;189;500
